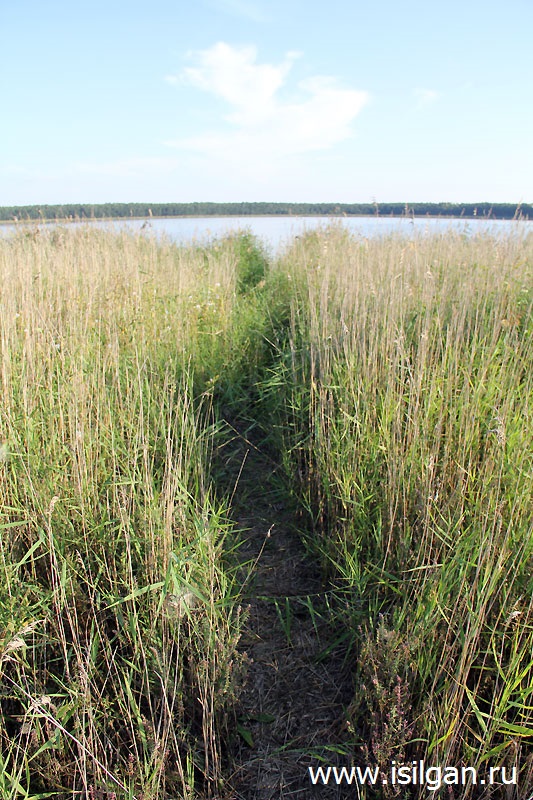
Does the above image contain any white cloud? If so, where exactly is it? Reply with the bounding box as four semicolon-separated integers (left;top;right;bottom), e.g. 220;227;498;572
165;43;368;171
179;43;298;125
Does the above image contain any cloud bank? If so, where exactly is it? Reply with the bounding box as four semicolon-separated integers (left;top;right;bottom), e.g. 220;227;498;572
165;43;368;171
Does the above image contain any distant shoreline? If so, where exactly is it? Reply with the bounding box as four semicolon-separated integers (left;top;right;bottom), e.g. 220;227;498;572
1;213;532;226
0;201;531;224
2;216;533;226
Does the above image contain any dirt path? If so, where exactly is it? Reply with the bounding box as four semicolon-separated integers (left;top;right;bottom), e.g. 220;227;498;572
221;435;355;800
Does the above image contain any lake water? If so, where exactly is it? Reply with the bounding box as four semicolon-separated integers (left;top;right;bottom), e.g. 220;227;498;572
1;215;530;252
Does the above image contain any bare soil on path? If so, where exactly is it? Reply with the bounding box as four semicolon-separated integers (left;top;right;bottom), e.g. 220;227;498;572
221;435;356;800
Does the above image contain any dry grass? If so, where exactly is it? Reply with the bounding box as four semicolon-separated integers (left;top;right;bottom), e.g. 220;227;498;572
1;222;532;798
270;224;533;796
0;226;244;799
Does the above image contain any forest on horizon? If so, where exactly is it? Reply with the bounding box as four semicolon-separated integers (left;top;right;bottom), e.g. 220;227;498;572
1;201;531;222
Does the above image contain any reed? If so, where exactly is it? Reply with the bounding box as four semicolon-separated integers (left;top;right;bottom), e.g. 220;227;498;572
1;222;531;797
0;226;245;799
269;224;533;794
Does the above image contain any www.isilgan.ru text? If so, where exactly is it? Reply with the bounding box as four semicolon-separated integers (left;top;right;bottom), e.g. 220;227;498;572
308;761;517;792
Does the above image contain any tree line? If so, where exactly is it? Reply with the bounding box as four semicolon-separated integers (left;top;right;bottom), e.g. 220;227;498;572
0;201;531;222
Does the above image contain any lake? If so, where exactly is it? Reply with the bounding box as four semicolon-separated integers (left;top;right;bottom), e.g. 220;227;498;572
1;215;530;252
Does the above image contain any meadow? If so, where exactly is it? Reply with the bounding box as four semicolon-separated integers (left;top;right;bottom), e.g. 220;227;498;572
0;223;532;798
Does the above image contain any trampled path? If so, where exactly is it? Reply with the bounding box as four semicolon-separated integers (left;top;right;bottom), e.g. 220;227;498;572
220;435;355;800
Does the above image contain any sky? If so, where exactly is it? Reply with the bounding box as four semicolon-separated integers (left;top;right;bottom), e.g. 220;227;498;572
1;0;532;205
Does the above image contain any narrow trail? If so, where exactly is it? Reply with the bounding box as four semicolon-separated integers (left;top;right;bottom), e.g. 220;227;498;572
220;430;355;800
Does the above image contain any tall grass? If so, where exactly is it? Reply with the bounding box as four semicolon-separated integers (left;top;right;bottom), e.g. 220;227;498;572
0;226;249;798
268;225;533;794
2;222;532;798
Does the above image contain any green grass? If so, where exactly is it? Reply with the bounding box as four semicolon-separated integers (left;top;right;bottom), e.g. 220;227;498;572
0;227;248;798
1;222;532;797
267;225;533;795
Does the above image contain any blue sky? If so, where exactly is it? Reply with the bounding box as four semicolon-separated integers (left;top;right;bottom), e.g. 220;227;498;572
2;0;531;204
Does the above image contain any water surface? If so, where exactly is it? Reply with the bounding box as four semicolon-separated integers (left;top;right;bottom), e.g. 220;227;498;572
2;215;530;252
